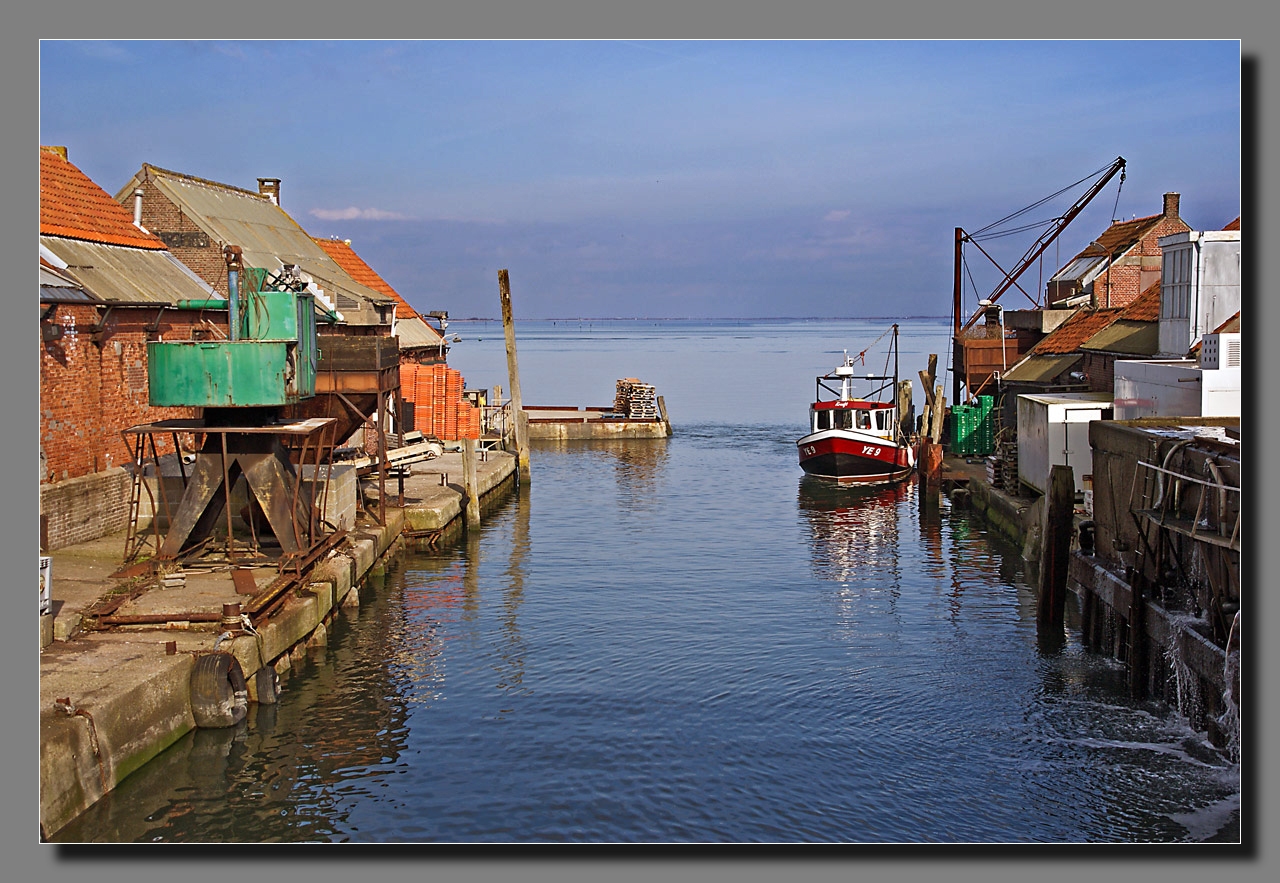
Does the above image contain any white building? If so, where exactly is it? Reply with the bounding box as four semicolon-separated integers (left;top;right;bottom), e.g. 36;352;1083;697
1111;219;1241;422
1113;331;1241;420
1157;228;1240;358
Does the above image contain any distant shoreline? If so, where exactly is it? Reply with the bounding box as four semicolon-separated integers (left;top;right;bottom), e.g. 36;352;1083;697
449;315;952;323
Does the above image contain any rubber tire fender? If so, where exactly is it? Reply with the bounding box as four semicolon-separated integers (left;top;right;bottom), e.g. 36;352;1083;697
190;652;249;728
254;664;280;705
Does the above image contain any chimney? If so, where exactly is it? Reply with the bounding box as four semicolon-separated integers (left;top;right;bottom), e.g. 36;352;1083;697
258;178;281;206
1163;192;1180;218
132;188;145;227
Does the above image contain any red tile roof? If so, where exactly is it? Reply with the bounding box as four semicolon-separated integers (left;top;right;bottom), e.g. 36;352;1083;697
312;237;417;320
1189;311;1241;355
1074;213;1162;263
1223;216;1240;231
1030;308;1123;354
1211;311;1241;334
1118;280;1162;322
40;147;166;250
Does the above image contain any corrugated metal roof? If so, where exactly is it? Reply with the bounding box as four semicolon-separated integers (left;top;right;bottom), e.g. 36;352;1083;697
1001;353;1082;383
40;236;219;304
394;315;446;350
1080;320;1160;356
118;165;393;325
40;261;99;301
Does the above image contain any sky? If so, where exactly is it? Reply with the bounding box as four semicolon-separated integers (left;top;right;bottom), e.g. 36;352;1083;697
39;40;1241;320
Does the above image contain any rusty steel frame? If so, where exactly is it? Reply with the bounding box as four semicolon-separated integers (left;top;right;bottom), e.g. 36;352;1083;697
119;417;339;569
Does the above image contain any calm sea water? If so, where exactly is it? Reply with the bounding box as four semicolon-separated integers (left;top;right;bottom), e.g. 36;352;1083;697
54;319;1240;843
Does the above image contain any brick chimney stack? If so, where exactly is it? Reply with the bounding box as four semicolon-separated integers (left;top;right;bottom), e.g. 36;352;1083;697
1163;192;1180;218
258;177;281;206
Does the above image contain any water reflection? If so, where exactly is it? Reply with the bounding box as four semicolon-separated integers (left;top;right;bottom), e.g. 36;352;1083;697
797;476;911;598
53;605;414;842
532;437;669;509
494;486;531;699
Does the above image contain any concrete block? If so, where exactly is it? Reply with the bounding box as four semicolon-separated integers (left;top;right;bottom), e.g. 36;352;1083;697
307;580;335;619
255;593;320;664
89;657;196;786
306;621;328;649
352;535;376;576
40;709;106;838
405;501;460;532
300;464;358;532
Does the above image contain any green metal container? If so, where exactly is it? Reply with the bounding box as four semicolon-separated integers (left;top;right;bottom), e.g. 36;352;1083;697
148;340;309;407
238;290;301;341
148;286;317;408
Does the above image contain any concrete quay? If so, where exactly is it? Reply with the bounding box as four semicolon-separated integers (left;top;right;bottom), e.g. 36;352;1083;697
40;449;516;839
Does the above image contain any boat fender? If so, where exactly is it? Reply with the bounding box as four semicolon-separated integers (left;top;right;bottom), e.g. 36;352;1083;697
253;664;281;705
190;652;249;728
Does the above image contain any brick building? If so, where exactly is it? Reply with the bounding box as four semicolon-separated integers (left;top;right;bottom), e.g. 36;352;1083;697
1046;192;1191;310
113;165;397;330
312;237;479;440
39;146;230;549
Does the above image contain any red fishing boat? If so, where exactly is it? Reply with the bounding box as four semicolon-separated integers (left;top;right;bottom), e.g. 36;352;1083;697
796;324;915;484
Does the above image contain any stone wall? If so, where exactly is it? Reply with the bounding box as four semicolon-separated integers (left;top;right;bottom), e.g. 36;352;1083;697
40;468;133;550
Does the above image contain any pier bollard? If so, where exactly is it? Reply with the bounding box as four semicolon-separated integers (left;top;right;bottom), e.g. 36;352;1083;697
1037;464;1073;650
462;437;481;528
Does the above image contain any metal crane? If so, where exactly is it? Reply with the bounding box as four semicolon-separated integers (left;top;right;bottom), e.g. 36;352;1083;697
951;156;1127;403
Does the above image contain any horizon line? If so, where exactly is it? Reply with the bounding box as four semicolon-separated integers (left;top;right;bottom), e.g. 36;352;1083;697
445;315;953;322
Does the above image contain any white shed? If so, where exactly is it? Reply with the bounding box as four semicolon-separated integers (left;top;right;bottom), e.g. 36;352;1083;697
1017;392;1114;496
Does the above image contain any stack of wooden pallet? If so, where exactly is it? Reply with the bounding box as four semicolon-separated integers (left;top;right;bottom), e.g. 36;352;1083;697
615;378;658;419
997;438;1020;494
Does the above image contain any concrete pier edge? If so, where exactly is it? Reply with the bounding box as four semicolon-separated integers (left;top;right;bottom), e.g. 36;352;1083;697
40;450;516;839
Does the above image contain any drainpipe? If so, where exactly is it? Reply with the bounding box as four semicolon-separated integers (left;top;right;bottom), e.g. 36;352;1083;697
223;245;243;342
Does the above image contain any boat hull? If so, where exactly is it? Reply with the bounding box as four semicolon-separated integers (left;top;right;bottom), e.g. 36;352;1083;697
796;430;914;484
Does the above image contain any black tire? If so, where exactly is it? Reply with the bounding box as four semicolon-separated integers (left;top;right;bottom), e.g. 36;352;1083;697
253;664;280;705
190;652;249;728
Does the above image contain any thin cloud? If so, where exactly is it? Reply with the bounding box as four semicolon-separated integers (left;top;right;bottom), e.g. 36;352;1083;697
823;210;852;222
309;206;412;221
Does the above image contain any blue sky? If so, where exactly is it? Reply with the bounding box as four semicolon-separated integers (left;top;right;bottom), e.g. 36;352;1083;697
40;40;1240;319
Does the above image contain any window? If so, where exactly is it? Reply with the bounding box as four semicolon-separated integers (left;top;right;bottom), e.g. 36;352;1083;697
1162;245;1192;321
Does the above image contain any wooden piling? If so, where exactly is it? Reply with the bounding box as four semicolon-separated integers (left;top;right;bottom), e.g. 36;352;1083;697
1127;566;1148;699
462;437;481;528
1037;464;1074;643
498;269;531;484
921;441;943;484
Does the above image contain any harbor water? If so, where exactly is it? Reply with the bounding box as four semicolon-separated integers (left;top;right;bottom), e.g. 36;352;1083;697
53;319;1240;842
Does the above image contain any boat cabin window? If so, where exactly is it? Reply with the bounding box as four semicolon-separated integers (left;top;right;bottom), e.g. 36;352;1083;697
874;410;888;431
815;410;830;431
855;410;871;430
833;409;852;430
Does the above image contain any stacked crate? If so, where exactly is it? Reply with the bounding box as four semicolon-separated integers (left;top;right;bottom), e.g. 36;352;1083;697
615;378;658;420
949;395;995;457
398;363;480;440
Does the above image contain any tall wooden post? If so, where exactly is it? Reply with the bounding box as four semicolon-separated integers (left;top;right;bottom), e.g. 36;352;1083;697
1038;464;1074;649
462;437;481;528
498;269;531;484
1127;567;1148;699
